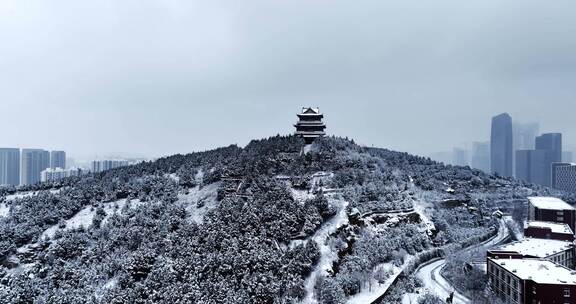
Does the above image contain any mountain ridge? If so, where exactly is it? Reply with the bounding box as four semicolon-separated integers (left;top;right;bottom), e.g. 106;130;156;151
0;135;574;304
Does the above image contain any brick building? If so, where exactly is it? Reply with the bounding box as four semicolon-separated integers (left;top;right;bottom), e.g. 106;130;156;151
487;238;575;269
488;258;576;304
524;221;575;242
528;197;576;232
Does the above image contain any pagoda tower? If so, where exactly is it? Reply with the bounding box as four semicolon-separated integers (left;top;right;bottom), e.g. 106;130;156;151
294;107;326;144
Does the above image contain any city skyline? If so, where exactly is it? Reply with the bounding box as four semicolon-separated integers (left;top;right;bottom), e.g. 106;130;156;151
0;146;142;186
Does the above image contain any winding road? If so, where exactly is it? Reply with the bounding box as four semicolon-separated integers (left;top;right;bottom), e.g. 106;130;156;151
415;218;510;303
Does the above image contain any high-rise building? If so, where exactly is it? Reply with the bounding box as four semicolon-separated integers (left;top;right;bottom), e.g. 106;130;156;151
41;167;86;182
532;133;563;186
530;150;552;186
21;149;50;185
41;168;67;182
50;151;66;169
517;149;557;186
471;141;490;173
513;122;539;151
517;133;563;187
491;113;513;177
91;160;130;173
512;122;539;177
552;163;576;193
294;107;326;144
536;133;562;163
0;148;20;186
515;150;532;183
452;147;469;167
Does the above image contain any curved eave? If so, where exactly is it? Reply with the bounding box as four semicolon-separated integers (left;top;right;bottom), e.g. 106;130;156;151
297;113;324;119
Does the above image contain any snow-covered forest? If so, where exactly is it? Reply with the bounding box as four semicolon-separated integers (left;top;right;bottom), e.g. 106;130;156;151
0;135;574;304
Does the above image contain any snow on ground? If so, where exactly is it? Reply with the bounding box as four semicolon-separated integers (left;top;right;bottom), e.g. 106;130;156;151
416;258;469;304
8;198;145;275
4;189;61;202
103;278;118;289
94;277;118;301
291;188;315;204
505;216;524;241
0;203;9;217
195;169;204;183
366;212;414;234
346;259;410;304
309;172;334;192
40;198;144;240
402;288;424;304
413;198;436;234
300;199;349;304
402;292;423;304
290;171;335;204
177;182;220;224
165;173;180;182
415;219;510;304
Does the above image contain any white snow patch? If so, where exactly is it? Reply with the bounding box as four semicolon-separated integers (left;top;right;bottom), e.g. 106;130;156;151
40;198;143;240
347;260;409;304
300;199;349;304
4;189;61;201
178;182;220;224
291;188;314;204
103;278;118;289
402;291;423;304
309;171;334;193
195;169;204;183
165;173;180;182
413;199;435;233
5;262;36;276
506;217;524;241
94;277;118;301
0;203;9;217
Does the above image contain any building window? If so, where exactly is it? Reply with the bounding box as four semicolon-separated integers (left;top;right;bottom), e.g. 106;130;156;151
564;288;570;297
558;216;564;221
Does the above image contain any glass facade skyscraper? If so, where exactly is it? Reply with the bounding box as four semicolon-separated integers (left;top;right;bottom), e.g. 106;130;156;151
50;150;66;169
21;149;50;185
491;113;513;177
0;148;20;186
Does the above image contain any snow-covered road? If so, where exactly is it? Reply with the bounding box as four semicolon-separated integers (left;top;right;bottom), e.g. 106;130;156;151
415;219;510;303
417;258;468;303
300;199;349;304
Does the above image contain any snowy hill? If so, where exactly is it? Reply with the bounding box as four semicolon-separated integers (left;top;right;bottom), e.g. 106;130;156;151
0;135;573;304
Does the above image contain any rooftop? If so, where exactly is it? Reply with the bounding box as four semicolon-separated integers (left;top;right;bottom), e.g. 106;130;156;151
528;196;575;211
489;258;576;285
301;107;320;114
525;221;574;235
41;168;66;173
491;238;573;258
298;107;324;116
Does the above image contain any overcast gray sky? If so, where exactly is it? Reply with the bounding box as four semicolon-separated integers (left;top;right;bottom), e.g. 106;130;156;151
1;0;575;160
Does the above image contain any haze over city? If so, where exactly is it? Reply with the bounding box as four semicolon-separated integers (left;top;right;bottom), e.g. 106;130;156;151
1;0;576;160
5;1;576;304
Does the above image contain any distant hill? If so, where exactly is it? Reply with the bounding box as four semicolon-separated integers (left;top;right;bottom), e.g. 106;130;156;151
0;135;573;304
